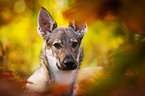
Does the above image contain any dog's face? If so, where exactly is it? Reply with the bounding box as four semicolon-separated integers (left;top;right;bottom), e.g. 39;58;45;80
45;27;81;70
37;7;87;71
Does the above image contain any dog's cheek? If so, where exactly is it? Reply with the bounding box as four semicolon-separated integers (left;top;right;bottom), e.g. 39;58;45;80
56;55;61;65
46;48;54;57
55;48;65;62
52;47;60;56
52;47;61;62
73;47;80;59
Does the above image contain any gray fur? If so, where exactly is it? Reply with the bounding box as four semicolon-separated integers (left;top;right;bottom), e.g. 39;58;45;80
25;7;87;96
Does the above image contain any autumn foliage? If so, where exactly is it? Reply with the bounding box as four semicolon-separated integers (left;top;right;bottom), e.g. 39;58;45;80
63;0;145;34
0;0;145;96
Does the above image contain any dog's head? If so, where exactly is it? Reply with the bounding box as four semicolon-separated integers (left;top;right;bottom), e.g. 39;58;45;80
37;7;87;71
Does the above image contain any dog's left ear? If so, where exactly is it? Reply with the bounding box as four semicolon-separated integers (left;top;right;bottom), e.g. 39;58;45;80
69;21;87;40
37;7;57;39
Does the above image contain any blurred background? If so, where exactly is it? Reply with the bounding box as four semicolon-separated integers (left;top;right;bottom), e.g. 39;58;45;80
0;0;145;96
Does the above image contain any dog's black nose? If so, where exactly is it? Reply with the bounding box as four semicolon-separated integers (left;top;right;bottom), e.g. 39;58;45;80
63;55;75;69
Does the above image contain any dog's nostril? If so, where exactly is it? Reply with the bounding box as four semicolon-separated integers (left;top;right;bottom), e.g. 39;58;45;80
64;61;74;68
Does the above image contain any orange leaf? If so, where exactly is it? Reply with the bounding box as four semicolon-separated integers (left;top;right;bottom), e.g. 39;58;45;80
2;71;14;78
126;70;134;79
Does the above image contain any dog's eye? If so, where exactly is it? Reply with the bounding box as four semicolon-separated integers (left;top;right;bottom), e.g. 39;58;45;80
72;42;78;48
54;43;61;49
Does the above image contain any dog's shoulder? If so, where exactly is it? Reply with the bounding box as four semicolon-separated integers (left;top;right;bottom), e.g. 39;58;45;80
25;67;51;93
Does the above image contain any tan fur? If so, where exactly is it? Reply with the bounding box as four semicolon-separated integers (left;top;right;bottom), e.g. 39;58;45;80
25;7;87;96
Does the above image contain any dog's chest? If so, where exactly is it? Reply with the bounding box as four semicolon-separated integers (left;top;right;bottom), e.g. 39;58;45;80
53;70;77;85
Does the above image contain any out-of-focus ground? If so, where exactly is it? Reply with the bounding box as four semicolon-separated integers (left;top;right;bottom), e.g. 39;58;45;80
0;0;145;96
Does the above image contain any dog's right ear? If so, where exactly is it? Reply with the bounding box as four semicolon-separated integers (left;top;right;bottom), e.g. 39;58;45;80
69;21;87;40
37;7;57;39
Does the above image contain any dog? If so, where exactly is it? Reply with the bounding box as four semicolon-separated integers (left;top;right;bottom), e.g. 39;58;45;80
25;7;87;96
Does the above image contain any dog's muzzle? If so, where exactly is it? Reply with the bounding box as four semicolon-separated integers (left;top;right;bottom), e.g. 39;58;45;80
57;55;77;71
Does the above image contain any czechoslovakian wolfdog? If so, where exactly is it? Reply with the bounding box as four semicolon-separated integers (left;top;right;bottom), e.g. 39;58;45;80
25;7;87;96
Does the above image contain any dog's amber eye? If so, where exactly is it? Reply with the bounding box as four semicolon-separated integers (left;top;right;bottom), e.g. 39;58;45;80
72;42;78;48
54;43;61;49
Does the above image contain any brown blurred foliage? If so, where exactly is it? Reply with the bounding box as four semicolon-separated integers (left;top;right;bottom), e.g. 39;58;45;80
0;70;28;96
63;0;145;34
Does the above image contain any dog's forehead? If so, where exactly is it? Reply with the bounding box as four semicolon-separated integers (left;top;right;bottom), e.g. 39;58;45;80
49;27;79;42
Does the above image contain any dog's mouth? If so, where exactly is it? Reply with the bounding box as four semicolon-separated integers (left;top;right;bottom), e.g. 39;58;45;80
56;63;77;71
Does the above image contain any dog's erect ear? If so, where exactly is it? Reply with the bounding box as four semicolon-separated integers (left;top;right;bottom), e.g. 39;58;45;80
37;7;57;39
69;21;87;40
